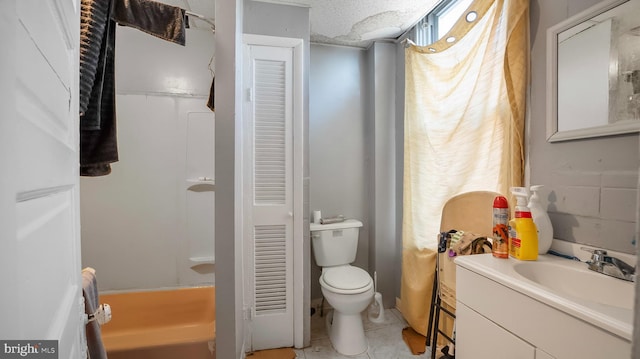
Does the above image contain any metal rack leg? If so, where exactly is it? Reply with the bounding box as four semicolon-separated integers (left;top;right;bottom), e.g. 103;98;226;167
430;295;441;359
425;267;438;345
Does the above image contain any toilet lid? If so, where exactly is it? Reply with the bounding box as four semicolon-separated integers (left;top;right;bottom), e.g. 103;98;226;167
322;266;372;291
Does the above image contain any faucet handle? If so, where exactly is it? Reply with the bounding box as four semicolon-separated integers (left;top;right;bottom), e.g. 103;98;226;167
580;246;606;254
580;247;607;262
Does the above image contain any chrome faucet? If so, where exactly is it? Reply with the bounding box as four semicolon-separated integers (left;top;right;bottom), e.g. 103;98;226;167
581;247;636;282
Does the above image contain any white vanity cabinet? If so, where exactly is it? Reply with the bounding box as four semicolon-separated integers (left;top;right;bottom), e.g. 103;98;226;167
457;303;557;359
455;255;631;359
456;303;536;359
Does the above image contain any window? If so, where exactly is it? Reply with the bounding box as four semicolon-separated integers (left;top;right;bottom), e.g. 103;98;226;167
414;0;475;46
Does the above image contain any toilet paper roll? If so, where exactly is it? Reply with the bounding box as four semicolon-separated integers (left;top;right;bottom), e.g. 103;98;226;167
313;210;322;224
319;215;345;225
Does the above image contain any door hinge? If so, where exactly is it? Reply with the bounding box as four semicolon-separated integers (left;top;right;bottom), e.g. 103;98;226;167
243;306;253;321
79;296;86;324
79;296;88;358
246;88;253;102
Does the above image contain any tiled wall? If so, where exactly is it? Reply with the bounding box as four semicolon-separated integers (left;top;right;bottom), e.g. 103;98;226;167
528;0;639;256
544;171;637;253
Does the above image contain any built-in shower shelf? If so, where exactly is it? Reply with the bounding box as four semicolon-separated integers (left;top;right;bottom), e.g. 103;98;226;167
186;177;215;191
189;256;215;265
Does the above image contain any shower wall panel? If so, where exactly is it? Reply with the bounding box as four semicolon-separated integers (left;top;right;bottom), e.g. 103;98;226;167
80;25;216;291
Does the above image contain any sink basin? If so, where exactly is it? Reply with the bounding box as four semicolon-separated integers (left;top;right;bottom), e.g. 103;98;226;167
513;260;634;310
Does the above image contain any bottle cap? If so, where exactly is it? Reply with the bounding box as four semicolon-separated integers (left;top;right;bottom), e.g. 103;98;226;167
493;196;508;208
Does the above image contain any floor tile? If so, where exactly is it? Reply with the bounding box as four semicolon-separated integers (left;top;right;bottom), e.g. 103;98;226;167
366;324;432;359
304;336;369;359
294;348;306;358
305;306;434;359
362;307;401;332
310;309;329;340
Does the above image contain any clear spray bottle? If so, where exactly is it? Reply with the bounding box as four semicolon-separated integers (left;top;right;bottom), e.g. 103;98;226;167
528;185;553;254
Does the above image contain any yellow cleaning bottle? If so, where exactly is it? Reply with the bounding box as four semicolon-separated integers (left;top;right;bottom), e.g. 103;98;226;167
509;187;538;260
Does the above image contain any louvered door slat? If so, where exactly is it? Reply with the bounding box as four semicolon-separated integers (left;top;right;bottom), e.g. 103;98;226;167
254;58;287;205
254;225;287;313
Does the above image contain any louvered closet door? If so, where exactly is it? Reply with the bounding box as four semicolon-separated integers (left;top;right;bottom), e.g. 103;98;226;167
245;44;294;350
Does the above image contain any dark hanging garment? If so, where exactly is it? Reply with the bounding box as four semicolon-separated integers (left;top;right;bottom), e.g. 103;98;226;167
112;0;187;46
79;0;113;129
207;76;215;112
79;0;118;176
79;0;188;176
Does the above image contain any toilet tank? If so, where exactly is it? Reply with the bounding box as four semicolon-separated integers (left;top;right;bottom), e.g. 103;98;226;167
310;219;363;267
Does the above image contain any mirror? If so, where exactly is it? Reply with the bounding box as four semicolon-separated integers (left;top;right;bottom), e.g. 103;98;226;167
546;0;640;142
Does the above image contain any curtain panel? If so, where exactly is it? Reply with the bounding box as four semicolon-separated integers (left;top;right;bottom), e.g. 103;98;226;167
400;0;529;337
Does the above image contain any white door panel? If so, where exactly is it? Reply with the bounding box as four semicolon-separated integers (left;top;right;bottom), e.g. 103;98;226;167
244;43;295;351
17;0;75;91
1;0;84;357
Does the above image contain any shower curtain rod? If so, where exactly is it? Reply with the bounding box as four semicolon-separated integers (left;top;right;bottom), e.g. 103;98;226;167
401;38;416;48
185;10;215;31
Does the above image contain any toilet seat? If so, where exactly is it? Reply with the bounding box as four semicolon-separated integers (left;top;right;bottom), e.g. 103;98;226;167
320;266;373;295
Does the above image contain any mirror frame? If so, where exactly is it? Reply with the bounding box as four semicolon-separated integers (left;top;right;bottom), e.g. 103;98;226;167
546;0;640;142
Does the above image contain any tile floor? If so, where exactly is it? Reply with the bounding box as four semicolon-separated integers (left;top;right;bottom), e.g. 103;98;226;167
293;308;433;359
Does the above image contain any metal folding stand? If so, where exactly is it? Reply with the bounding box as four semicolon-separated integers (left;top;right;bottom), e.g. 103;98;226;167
425;232;455;359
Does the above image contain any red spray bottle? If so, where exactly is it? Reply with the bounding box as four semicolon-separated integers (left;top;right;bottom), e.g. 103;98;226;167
492;196;509;258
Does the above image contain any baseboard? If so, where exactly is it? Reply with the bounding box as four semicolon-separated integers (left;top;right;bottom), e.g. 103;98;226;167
395;296;403;313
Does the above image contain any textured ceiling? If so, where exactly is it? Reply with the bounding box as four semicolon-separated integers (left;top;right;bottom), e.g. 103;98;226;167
161;0;441;47
309;0;440;48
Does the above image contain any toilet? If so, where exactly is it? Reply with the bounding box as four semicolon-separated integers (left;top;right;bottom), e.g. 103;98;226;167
310;219;374;356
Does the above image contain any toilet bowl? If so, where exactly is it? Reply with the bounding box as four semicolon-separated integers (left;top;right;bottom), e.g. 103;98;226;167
310;219;373;356
320;265;374;356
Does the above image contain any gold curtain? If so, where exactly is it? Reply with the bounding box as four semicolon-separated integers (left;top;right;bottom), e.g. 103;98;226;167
400;0;529;336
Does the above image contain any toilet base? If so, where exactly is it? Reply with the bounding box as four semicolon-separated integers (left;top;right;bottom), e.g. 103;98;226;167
326;310;368;356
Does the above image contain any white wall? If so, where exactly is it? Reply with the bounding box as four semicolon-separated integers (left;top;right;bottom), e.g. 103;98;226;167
309;42;399;306
80;26;215;291
529;0;639;254
309;44;369;300
367;42;398;308
115;26;215;96
214;0;244;357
